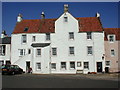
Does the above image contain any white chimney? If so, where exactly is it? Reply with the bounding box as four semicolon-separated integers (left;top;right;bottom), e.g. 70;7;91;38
96;12;100;18
64;4;68;13
41;12;45;19
17;13;23;22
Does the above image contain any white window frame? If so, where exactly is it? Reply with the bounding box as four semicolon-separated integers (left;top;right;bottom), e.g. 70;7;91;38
52;48;57;56
36;49;41;56
69;32;74;40
51;63;56;70
36;62;41;70
22;35;27;44
69;47;75;55
108;35;115;43
87;46;93;55
111;49;115;56
61;62;66;70
70;62;75;69
84;62;89;69
19;49;25;56
87;32;92;40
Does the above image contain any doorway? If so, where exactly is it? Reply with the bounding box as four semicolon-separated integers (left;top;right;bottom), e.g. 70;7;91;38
26;61;30;73
97;62;102;72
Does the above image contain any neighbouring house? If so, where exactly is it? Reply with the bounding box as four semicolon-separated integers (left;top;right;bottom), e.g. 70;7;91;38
104;28;120;73
0;30;11;67
11;4;105;74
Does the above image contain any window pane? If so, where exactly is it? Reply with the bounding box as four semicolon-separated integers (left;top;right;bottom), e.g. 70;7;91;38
109;36;114;42
69;47;74;55
46;33;50;40
28;49;31;54
22;35;27;43
87;32;92;39
36;63;41;70
84;62;89;69
32;36;36;42
69;32;74;39
61;62;66;69
70;62;75;69
87;46;92;55
0;46;2;55
37;49;41;55
64;17;68;22
52;48;57;55
111;50;115;56
51;63;56;69
106;61;110;66
19;49;25;56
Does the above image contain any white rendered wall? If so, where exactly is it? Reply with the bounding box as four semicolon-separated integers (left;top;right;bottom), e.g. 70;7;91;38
11;12;105;74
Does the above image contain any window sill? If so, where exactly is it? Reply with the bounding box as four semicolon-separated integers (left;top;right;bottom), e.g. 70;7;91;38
84;68;89;70
69;39;74;41
61;68;66;70
109;41;115;43
51;55;57;57
87;54;93;56
70;68;75;70
36;69;41;71
69;54;75;56
36;55;41;57
51;69;56;71
22;43;27;45
87;39;92;40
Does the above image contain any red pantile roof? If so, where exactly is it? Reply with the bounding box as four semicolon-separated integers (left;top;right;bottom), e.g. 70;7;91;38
12;17;103;34
104;28;120;41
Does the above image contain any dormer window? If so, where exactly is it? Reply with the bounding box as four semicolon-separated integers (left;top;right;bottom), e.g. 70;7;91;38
108;35;115;42
24;27;29;32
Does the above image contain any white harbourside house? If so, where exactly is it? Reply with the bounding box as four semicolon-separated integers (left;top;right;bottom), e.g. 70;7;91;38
11;5;105;74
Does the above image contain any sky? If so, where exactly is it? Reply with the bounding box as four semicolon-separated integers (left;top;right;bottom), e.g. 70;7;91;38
1;2;119;36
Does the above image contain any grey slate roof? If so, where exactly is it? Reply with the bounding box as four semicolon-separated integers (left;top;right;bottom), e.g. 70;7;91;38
0;37;11;44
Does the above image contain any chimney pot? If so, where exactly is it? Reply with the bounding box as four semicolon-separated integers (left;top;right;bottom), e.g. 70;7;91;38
96;12;100;18
64;4;69;13
41;12;45;19
17;13;23;22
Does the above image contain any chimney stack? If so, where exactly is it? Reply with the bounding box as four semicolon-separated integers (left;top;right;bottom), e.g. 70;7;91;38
17;13;23;22
41;12;45;19
1;30;7;38
96;12;100;18
64;4;68;13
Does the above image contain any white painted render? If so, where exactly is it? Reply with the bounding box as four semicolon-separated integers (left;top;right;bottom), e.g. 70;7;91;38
11;12;105;74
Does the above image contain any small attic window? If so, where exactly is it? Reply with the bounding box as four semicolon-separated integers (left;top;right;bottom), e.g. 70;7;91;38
24;27;29;32
64;17;68;22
